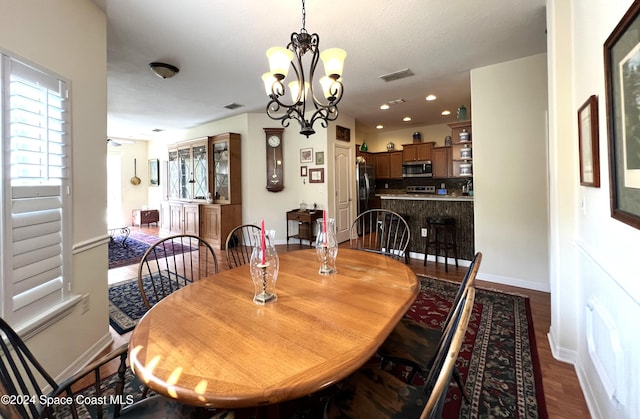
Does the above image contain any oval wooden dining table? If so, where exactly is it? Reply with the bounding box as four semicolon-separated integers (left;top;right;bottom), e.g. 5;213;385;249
128;248;419;410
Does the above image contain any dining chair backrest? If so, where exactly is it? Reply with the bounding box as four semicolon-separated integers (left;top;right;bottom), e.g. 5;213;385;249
137;234;218;309
225;224;260;268
350;209;410;261
442;252;482;327
420;287;476;419
0;317;58;418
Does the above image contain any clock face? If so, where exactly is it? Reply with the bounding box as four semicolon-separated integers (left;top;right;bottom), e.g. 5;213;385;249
268;135;281;148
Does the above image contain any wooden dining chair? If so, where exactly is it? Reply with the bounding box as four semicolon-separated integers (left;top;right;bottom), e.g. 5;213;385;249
350;209;410;262
377;252;482;401
137;234;218;309
225;224;260;268
324;287;476;419
0;317;208;418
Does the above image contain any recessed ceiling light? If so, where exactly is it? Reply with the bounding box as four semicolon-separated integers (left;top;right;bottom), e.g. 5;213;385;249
380;104;390;110
441;110;451;116
376;124;384;129
426;94;437;101
403;116;412;122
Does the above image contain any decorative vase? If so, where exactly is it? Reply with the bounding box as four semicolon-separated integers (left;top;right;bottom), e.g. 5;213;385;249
360;141;368;152
412;132;422;143
386;142;395;151
456;105;468;121
249;229;279;304
315;217;338;275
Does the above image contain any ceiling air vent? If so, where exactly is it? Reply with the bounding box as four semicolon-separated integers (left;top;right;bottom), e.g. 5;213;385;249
224;103;244;110
379;68;414;82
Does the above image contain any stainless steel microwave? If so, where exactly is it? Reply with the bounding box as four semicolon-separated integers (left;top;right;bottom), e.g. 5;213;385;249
402;160;433;178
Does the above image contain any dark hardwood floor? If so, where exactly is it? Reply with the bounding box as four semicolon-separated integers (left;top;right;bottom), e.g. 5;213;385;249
103;226;590;418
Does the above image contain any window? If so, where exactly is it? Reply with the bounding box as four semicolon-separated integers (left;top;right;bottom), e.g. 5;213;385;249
0;53;74;331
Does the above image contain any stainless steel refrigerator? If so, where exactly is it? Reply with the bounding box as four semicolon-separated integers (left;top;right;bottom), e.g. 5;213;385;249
356;161;376;215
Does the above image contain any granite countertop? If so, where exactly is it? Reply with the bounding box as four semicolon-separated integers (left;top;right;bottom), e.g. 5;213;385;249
377;193;474;202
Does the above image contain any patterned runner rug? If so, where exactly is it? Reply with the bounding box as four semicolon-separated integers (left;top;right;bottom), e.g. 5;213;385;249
403;275;548;418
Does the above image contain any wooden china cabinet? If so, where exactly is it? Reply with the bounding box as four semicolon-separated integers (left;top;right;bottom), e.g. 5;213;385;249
164;132;242;249
199;132;242;250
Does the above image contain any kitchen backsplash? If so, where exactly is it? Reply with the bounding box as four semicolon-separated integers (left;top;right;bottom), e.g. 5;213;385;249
375;177;472;194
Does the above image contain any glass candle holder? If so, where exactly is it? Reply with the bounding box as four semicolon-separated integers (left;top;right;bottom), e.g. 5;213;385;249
315;218;338;275
249;229;279;304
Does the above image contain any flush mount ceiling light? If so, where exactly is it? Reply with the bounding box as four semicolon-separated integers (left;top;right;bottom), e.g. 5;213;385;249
261;0;346;138
149;62;179;79
441;110;451;116
380;104;390;110
426;94;437;101
403;116;412;122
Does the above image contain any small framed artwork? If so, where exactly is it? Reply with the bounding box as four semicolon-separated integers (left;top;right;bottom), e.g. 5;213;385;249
300;147;313;163
315;151;325;165
148;159;159;186
604;0;640;229
309;168;324;183
577;95;600;187
300;166;308;176
336;125;350;142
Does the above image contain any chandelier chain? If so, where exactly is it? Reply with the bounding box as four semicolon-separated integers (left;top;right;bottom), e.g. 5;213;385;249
301;0;306;31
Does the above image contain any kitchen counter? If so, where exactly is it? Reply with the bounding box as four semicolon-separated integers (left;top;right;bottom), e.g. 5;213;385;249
378;193;473;202
380;195;474;261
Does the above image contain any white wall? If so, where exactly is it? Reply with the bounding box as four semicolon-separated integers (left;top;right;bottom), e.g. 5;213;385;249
471;54;550;292
0;0;112;378
548;0;640;417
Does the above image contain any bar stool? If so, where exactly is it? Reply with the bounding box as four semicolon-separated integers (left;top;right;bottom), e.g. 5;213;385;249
424;216;458;272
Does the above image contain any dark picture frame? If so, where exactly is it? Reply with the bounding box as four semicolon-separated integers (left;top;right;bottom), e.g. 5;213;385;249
308;168;324;183
604;1;640;229
148;158;159;186
577;95;600;187
300;166;307;177
336;125;350;142
300;147;313;163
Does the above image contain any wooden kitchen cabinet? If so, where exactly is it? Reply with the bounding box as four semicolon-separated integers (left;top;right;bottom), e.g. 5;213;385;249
402;142;434;162
200;203;242;249
374;151;403;179
432;146;452;178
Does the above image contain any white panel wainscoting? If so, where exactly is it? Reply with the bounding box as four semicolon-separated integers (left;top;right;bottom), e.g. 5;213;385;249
575;245;640;419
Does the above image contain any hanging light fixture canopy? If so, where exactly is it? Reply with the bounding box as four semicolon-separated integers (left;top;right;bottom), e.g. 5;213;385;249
262;0;346;137
149;62;180;79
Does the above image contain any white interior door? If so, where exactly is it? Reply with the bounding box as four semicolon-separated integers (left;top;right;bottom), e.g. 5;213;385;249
334;144;352;243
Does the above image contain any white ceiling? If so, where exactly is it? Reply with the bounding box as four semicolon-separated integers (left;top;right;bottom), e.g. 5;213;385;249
95;0;547;139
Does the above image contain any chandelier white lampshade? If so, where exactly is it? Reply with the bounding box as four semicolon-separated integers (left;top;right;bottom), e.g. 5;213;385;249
266;47;294;79
148;62;179;79
262;0;346;138
320;48;346;78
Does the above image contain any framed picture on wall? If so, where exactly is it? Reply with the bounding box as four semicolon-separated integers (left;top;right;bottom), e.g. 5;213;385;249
577;95;600;187
300;166;307;176
604;0;640;229
148;159;159;186
300;148;313;163
309;168;324;183
336;125;350;142
315;151;324;165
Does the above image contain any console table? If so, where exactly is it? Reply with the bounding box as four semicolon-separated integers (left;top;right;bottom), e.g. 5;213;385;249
286;209;322;248
131;209;160;227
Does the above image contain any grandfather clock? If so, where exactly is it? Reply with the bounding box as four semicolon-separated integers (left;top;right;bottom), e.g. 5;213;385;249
264;128;284;192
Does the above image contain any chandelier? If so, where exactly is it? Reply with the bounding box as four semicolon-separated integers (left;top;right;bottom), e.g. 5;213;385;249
262;0;346;138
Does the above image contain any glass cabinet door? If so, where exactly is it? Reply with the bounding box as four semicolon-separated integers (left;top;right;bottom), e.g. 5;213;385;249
192;144;208;199
178;147;191;199
212;140;229;201
168;150;180;199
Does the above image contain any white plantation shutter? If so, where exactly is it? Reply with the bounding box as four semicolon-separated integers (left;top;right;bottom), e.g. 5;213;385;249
1;54;72;327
